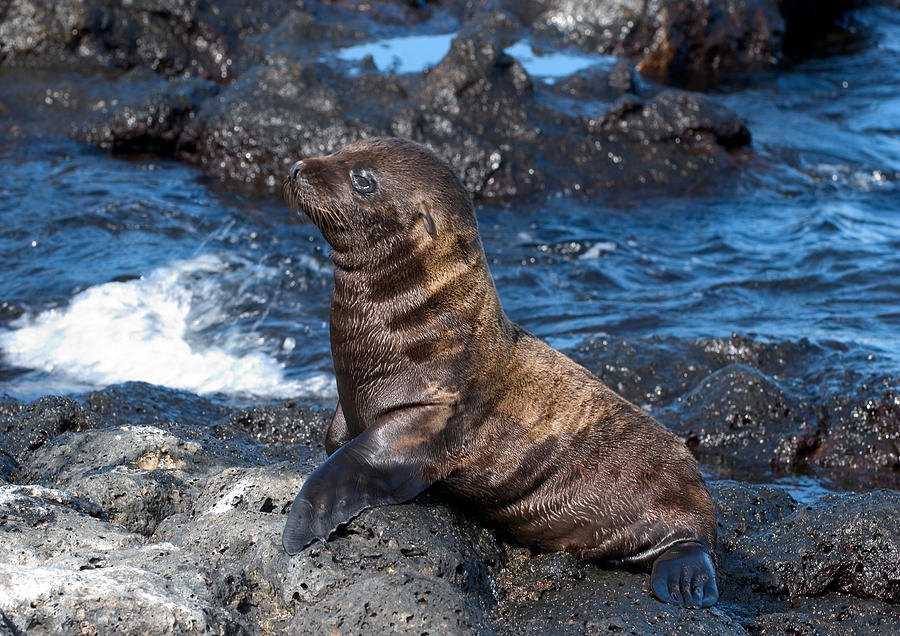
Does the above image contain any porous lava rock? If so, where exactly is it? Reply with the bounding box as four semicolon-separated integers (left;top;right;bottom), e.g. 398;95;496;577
1;384;899;634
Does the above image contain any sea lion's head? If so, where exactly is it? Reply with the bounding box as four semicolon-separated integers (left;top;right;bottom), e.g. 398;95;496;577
283;137;476;257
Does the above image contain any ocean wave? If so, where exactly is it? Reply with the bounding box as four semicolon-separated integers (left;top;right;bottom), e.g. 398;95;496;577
0;254;335;400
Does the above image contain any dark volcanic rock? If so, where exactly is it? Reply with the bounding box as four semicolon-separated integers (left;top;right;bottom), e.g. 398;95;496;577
591;89;752;150
634;0;785;84
6;1;771;199
0;0;298;81
0;452;14;483
0;0;465;80
0;388;500;633
569;333;826;409
407;35;540;199
811;389;900;485
490;550;745;634
1;0;864;88
712;480;799;545
509;0;859;84
750;598;900;636
224;402;331;448
552;58;642;101
723;487;900;604
543;0;783;84
84;381;232;428
72;33;751;199
0;395;98;473
282;502;500;634
711;481;900;632
19;424;261;536
571;334;900;487
76;78;219;155
179;59;393;189
2;386;900;633
659;364;816;475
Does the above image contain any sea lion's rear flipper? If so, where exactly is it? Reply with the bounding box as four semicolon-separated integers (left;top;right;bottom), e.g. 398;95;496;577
282;405;447;555
650;541;718;608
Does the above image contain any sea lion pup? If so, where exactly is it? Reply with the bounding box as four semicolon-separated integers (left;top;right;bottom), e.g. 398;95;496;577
281;137;719;608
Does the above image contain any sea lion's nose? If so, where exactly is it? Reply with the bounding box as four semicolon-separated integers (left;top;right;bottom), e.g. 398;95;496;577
290;160;304;180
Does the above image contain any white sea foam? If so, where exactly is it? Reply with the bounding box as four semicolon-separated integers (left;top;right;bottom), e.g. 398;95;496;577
579;241;617;259
0;254;335;400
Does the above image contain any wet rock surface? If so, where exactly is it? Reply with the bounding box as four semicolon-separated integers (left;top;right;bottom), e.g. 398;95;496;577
571;334;900;488
3;0;839;198
0;0;871;198
519;0;862;85
1;353;898;634
1;1;861;83
67;33;752;199
0;0;296;81
810;389;900;482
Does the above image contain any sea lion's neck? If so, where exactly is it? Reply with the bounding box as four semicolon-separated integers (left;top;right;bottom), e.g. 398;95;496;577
329;232;511;376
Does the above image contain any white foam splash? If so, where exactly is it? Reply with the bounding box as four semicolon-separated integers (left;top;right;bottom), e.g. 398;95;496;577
0;254;335;400
579;241;617;259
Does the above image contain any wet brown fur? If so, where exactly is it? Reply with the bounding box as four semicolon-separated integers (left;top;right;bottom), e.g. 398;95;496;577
283;137;717;566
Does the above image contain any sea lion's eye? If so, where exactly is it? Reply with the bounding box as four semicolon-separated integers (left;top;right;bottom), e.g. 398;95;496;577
350;170;377;194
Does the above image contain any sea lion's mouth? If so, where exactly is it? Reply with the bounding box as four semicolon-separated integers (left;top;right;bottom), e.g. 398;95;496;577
282;173;352;234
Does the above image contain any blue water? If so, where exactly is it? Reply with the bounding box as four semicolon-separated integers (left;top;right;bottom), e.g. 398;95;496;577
0;7;898;407
504;41;618;82
337;33;455;74
335;32;617;81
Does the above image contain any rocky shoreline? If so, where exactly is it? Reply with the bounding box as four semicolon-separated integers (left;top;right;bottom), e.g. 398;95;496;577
1;0;827;200
2;1;882;201
2;335;898;634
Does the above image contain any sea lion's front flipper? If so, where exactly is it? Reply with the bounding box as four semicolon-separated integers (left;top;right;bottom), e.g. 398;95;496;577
282;405;447;555
650;541;718;608
324;403;348;455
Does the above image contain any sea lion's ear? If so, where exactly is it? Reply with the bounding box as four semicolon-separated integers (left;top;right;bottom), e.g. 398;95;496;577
419;203;437;238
